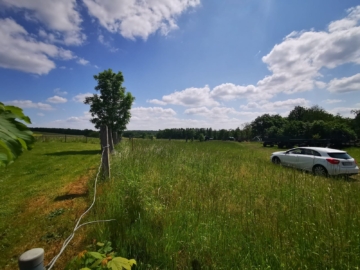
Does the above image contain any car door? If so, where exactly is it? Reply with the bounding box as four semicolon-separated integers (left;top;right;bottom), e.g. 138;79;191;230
297;149;315;172
282;148;301;167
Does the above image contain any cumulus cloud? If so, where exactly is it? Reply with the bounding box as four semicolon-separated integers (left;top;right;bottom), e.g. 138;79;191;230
258;5;360;96
6;100;53;110
82;0;200;40
131;107;177;117
72;92;94;103
147;99;167;106
47;95;67;103
328;106;358;118
240;98;309;111
77;57;90;65
0;18;75;74
155;85;219;107
0;0;85;45
327;73;360;93
211;83;258;101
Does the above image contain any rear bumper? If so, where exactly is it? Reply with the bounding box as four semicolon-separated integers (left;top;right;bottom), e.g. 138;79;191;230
328;166;359;176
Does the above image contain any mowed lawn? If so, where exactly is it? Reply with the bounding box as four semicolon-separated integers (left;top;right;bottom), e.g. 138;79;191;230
0;141;101;269
92;140;360;269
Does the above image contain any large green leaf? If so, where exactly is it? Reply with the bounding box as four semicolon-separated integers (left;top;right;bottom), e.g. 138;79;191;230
0;102;34;167
107;257;136;270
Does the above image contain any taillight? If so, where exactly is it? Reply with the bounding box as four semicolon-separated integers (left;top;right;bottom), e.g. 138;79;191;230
326;158;340;165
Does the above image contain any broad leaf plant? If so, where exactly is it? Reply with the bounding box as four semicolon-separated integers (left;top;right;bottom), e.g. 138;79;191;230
0;102;34;167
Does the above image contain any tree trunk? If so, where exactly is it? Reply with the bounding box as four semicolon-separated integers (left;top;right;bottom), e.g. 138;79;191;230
113;132;118;145
108;127;114;153
100;125;110;179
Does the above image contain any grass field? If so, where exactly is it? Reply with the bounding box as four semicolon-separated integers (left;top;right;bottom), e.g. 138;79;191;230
0;141;101;269
91;140;360;269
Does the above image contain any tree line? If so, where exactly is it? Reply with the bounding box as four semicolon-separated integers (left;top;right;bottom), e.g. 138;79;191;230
155;106;360;142
29;127;99;137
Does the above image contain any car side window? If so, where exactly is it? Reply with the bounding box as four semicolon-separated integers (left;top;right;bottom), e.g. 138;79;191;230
312;150;321;156
303;149;313;155
289;149;302;154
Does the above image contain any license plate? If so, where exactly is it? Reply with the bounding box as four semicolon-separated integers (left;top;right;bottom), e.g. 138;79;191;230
342;162;353;166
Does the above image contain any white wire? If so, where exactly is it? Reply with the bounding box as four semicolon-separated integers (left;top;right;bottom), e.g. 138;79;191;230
47;145;115;270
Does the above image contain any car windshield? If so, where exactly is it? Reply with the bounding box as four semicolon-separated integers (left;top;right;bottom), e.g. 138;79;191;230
328;152;352;160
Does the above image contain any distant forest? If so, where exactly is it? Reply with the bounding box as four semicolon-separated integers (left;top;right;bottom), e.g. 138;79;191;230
31;106;360;141
156;106;360;141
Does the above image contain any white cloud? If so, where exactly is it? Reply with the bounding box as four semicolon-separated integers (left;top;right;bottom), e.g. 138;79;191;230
77;58;89;65
73;93;94;103
131;107;177;117
54;88;67;95
6;100;53;110
0;0;85;45
146;99;167;106
323;99;343;104
328;106;358;118
0;18;75;74
258;6;360;96
240;98;309;111
47;95;67;103
82;0;200;40
211;83;258;101
327;73;360;93
156;85;219;107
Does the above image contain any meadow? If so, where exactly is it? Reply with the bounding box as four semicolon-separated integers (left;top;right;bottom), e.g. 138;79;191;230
1;138;360;269
91;140;360;269
0;140;100;269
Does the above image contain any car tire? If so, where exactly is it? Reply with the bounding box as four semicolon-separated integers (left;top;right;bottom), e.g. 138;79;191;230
313;165;328;177
272;157;281;165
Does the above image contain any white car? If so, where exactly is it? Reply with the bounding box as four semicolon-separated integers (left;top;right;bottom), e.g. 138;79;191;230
270;147;359;177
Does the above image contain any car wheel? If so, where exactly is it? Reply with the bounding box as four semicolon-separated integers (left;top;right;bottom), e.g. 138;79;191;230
272;157;281;165
313;165;328;177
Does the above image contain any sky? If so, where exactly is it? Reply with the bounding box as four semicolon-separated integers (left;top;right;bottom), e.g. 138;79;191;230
1;0;360;131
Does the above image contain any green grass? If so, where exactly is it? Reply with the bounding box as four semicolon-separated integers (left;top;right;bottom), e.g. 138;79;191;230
91;140;360;269
0;141;101;269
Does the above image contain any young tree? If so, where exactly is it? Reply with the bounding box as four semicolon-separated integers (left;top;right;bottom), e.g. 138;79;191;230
84;69;135;150
0;102;34;167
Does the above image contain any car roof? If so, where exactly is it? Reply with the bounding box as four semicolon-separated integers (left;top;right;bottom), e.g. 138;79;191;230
299;147;345;153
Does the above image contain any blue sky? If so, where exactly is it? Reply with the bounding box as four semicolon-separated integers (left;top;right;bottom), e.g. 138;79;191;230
1;0;360;130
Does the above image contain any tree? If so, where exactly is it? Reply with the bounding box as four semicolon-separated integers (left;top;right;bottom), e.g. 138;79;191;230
351;109;360;137
84;69;135;149
0;102;34;167
288;106;307;121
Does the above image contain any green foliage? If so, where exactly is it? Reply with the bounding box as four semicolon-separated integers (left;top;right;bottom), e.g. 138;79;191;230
84;69;135;133
0;102;34;167
251;114;286;137
66;241;136;270
198;133;205;142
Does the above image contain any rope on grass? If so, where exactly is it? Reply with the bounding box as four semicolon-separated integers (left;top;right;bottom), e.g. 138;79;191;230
46;145;115;270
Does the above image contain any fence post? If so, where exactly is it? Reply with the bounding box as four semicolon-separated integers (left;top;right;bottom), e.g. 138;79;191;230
100;125;110;179
18;248;44;270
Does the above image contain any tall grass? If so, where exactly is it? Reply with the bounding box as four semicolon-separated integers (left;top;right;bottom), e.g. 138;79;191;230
92;140;360;269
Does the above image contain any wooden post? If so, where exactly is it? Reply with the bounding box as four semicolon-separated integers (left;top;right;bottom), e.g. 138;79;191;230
100;126;110;179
